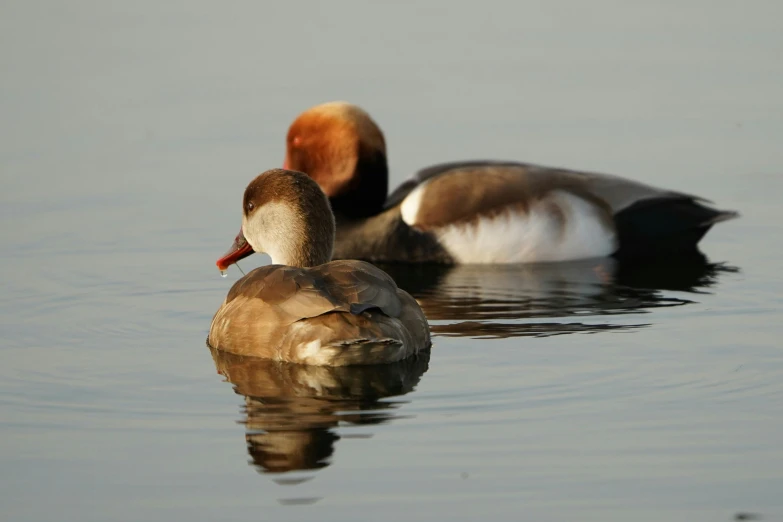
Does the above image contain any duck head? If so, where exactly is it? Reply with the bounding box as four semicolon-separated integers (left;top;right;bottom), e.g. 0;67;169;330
284;101;390;218
216;169;336;270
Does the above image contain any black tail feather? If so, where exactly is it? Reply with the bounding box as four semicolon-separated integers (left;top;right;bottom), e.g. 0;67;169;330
613;198;738;259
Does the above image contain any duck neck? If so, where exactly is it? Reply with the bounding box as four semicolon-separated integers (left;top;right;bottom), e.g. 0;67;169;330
268;231;333;268
245;200;335;268
329;146;389;219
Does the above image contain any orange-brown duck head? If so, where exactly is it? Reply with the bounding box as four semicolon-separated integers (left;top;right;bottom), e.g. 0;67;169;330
284;101;389;219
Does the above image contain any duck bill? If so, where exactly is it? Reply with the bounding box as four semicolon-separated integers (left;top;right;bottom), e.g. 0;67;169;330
216;229;254;271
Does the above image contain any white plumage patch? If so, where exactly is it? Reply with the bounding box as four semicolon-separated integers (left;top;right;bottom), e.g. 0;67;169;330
400;184;425;225
433;191;617;263
298;339;336;366
302;339;322;358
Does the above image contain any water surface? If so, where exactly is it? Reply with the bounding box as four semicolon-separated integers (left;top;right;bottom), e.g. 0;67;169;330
1;1;782;521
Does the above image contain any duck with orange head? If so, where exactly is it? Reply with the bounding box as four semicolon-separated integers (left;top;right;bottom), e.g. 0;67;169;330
281;101;738;264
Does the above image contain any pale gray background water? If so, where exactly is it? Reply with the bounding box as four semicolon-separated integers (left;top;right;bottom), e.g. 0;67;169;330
1;1;782;521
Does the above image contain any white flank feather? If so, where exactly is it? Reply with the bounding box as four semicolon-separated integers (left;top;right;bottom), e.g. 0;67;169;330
435;191;617;263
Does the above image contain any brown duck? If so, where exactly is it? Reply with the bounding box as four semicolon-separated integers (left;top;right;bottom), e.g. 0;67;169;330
208;168;431;366
279;101;738;264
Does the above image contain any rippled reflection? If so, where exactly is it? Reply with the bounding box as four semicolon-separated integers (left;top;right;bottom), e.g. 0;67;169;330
209;346;430;480
379;253;738;338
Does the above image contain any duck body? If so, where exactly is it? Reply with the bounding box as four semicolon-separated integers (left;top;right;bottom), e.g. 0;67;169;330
284;103;738;264
209;260;429;365
209;169;431;366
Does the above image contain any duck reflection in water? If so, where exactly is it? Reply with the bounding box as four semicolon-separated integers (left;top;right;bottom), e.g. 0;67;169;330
209;345;430;475
378;252;738;339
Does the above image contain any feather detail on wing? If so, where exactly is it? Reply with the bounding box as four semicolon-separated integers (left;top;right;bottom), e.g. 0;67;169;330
223;260;402;324
392;160;705;225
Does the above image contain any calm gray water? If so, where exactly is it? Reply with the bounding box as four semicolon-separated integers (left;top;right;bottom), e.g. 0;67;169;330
2;2;782;521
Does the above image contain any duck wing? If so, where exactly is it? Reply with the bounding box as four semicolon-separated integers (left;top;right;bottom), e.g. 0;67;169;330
222;261;402;324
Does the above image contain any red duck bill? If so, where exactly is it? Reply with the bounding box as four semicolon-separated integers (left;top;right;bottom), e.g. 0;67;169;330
216;229;254;271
